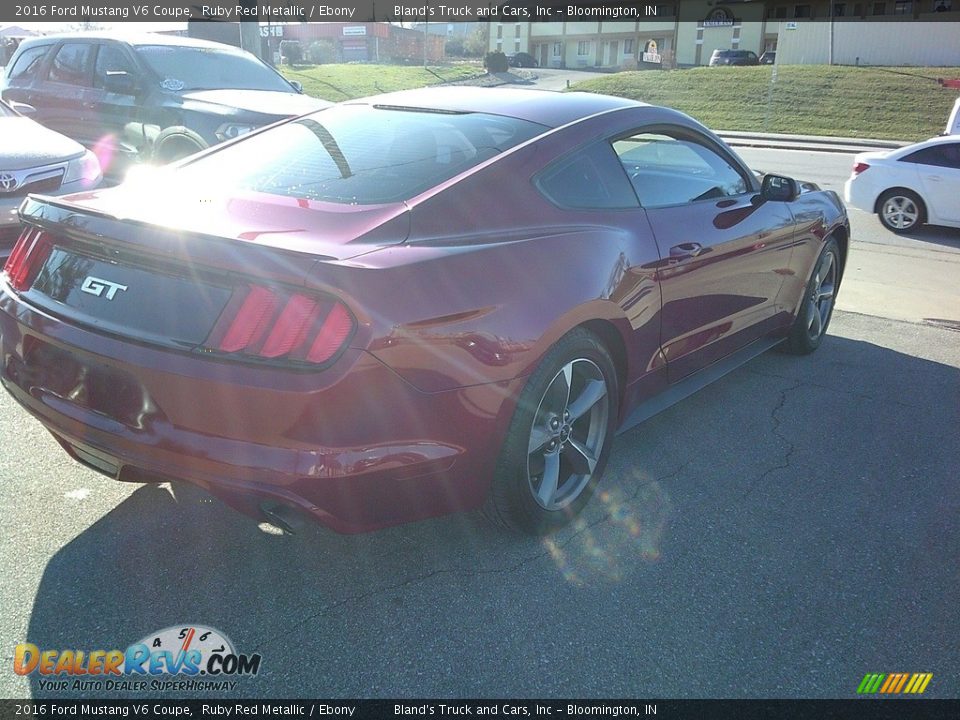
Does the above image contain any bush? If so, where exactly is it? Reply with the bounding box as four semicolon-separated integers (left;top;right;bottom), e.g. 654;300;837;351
484;51;508;73
279;40;302;65
307;40;337;65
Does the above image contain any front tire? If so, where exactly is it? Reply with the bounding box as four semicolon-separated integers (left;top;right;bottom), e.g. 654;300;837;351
877;189;924;233
783;238;840;355
484;328;619;535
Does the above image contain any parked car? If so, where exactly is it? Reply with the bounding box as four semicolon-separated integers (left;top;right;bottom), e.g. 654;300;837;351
709;49;760;66
0;32;330;178
507;52;539;68
759;51;776;65
844;135;960;232
0;98;101;261
0;88;848;535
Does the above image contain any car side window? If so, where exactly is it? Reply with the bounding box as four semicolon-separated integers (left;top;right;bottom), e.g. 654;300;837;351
47;43;94;87
901;144;960;170
6;45;51;81
93;44;137;91
536;141;639;209
613;131;749;208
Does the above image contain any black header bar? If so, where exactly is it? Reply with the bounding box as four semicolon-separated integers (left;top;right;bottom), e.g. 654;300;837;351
1;1;956;23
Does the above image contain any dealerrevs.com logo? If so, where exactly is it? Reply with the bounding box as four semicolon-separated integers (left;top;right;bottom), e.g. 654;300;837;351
13;625;261;693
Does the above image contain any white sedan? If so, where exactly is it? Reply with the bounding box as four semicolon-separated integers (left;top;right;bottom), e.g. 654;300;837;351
844;135;960;233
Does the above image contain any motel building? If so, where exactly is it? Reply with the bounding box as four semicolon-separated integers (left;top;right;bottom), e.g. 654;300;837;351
490;0;960;69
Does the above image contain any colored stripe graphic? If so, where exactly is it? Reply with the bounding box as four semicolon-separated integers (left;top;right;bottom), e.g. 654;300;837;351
858;673;932;694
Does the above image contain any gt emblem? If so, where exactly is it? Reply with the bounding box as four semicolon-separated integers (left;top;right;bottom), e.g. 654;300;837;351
81;276;128;300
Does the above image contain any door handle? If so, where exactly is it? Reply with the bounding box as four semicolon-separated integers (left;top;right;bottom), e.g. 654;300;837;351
669;242;704;259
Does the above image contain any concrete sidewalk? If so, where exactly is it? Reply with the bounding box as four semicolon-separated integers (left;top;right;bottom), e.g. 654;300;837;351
718;130;910;154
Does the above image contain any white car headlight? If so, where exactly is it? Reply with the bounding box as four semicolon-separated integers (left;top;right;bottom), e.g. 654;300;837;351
63;150;102;185
216;123;257;142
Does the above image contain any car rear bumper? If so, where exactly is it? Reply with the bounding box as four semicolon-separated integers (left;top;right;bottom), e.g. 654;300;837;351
843;176;877;214
0;287;521;533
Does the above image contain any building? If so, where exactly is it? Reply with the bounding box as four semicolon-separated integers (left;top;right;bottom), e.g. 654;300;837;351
283;23;445;64
489;0;960;68
410;22;481;37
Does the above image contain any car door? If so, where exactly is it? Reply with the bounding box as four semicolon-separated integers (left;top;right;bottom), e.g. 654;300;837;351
31;41;100;147
1;42;55;107
91;41;148;168
613;128;797;381
907;142;960;224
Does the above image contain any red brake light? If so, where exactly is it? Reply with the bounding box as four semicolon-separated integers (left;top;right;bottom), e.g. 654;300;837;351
260;294;322;358
852;162;870;176
219;286;279;352
210;284;355;366
3;228;53;292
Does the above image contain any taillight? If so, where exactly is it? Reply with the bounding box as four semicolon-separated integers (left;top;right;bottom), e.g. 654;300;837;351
852;162;870;176
207;284;355;366
3;227;53;292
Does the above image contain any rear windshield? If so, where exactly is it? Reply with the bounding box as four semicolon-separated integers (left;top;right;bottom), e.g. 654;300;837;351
134;44;292;92
172;104;548;205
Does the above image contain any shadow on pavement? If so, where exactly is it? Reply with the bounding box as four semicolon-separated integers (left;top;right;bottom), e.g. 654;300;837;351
20;333;960;698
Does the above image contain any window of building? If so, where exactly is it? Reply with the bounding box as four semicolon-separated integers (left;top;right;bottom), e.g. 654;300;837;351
873;2;887;13
578;41;591;56
496;25;503;39
893;0;913;12
833;2;847;14
624;39;635;55
515;40;521;52
794;4;812;17
515;23;521;37
774;5;788;16
933;0;951;11
553;42;562;56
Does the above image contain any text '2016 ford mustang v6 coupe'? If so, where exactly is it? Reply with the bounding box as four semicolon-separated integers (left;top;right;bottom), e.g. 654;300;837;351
0;88;848;535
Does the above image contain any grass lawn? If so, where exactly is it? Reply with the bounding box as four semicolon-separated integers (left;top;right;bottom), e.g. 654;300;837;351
570;65;960;142
279;63;483;101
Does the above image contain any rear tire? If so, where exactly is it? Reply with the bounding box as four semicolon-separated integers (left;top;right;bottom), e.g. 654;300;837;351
877;189;924;233
782;238;840;355
484;328;619;535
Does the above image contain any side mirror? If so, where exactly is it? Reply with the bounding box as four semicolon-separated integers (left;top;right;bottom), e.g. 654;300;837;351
103;70;138;95
759;174;800;202
9;100;36;116
290;80;303;93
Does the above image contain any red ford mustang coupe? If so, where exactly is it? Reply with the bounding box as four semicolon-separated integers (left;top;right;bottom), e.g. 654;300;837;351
0;88;848;535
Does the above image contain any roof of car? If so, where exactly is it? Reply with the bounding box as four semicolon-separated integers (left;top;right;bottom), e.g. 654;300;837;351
17;32;242;52
344;87;645;129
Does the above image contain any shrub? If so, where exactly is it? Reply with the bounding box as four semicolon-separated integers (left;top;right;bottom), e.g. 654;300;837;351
279;40;302;65
484;51;508;73
307;40;337;65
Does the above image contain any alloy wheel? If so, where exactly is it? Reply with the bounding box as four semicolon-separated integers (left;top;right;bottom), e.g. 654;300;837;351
881;195;919;230
526;358;610;510
806;248;837;342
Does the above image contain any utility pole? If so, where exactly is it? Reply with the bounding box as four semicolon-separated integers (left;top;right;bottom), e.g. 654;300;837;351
423;18;428;67
238;0;263;61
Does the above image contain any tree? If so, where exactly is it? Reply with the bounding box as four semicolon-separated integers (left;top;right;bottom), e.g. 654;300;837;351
464;27;488;58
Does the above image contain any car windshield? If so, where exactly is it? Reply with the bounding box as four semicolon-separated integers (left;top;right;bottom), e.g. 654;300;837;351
134;44;292;92
170;104;548;205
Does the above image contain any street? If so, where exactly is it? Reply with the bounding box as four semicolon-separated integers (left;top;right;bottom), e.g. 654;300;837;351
0;147;957;699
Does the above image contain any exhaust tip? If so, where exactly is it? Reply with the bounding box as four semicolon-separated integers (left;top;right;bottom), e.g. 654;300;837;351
259;502;306;535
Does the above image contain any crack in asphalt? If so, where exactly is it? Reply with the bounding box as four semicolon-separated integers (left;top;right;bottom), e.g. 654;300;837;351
746;368;924;411
251;464;688;654
741;379;802;499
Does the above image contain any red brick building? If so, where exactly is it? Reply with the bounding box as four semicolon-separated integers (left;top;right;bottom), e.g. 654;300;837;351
283;23;445;64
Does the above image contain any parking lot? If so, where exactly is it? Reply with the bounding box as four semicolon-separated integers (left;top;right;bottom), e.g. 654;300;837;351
0;142;957;698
